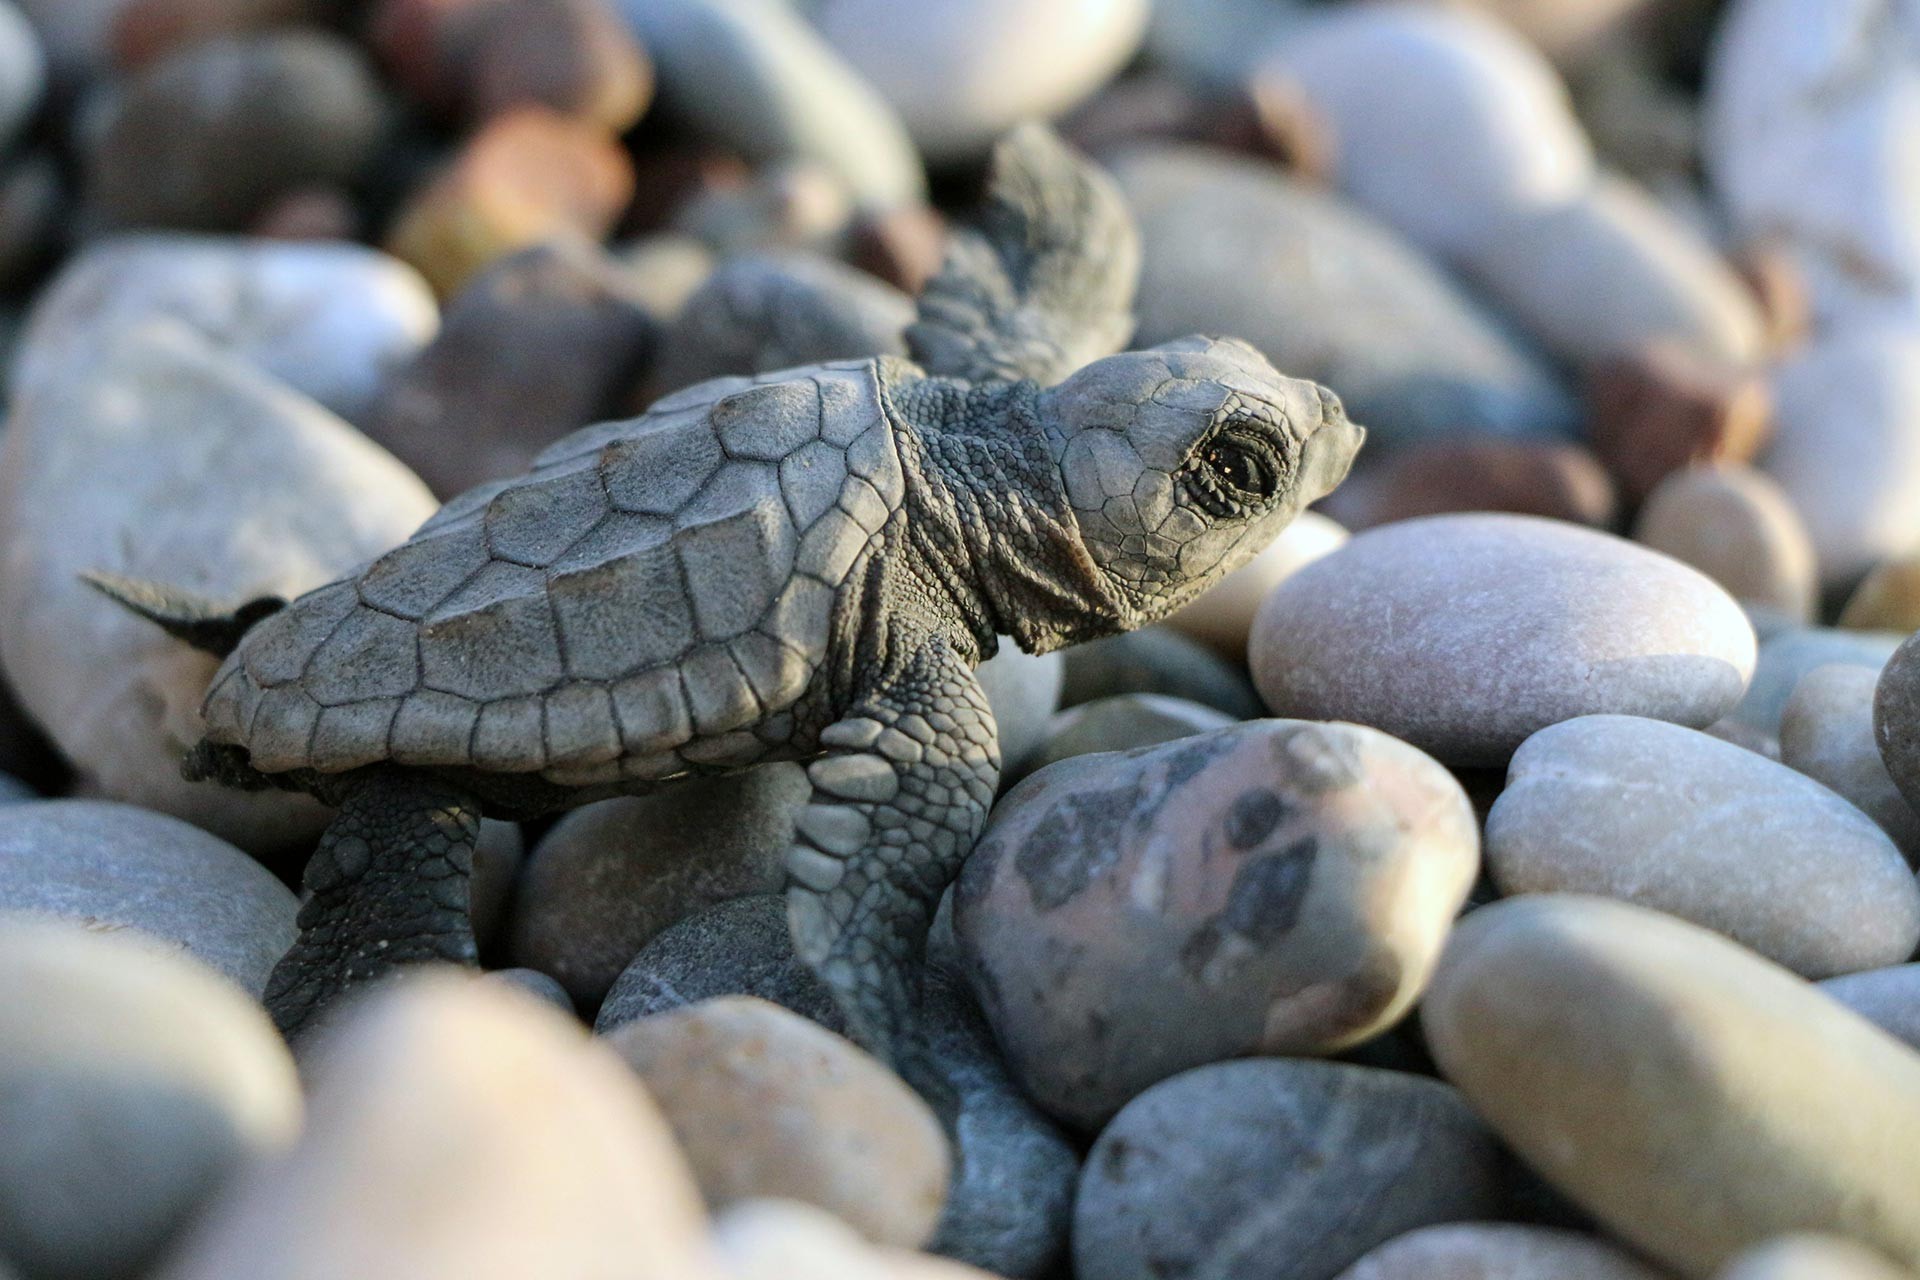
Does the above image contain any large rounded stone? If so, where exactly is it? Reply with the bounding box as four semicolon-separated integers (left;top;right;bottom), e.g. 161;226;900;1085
1113;144;1580;453
1488;715;1920;977
155;973;711;1280
1261;5;1594;262
1336;1223;1670;1280
1167;510;1348;659
1782;665;1920;863
0;920;301;1280
0;322;437;857
1424;895;1920;1277
603;996;950;1248
1876;631;1920;815
1073;1059;1505;1280
956;719;1480;1129
506;763;808;1008
1251;514;1757;767
1633;464;1817;623
1821;964;1920;1054
0;799;298;995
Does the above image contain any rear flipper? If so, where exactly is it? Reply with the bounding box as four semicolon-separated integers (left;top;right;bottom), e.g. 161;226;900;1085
265;773;481;1041
82;570;285;659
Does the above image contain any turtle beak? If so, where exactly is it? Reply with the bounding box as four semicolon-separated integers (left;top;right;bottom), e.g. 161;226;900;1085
1300;390;1365;503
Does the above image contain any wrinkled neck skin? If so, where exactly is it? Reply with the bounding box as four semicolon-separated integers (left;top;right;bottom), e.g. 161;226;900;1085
880;365;1132;661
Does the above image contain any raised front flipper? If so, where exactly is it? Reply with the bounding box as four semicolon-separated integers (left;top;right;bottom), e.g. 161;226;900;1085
786;636;1000;1067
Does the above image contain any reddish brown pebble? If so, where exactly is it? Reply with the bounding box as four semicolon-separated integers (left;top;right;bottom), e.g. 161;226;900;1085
847;205;946;294
383;107;635;296
1341;437;1618;530
1587;341;1773;502
466;0;651;132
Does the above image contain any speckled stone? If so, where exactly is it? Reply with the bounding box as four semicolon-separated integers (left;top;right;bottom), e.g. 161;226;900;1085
1061;626;1264;720
1012;693;1235;782
1167;510;1347;660
1335;1223;1671;1280
603;996;950;1248
1488;715;1920;977
976;644;1065;779
1842;556;1920;633
1251;515;1758;767
1425;895;1920;1278
156;973;710;1280
0;921;301;1280
1731;626;1903;735
0;800;299;995
0;323;437;856
1113;144;1581;453
1821;964;1920;1055
1782;665;1920;864
1074;1059;1505;1280
1634;464;1817;623
506;763;808;1008
956;720;1481;1129
1877;632;1920;815
1717;1237;1916;1280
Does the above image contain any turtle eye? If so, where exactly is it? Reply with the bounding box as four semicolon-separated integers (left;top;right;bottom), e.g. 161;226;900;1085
1203;438;1275;498
1184;421;1284;518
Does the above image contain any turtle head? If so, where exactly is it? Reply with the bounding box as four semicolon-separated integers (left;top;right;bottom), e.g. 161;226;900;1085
1037;335;1365;627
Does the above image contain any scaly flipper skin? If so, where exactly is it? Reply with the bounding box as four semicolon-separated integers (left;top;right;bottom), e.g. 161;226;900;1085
786;634;999;1064
263;774;480;1040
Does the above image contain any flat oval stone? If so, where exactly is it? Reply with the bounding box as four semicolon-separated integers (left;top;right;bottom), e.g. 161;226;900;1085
1424;895;1920;1277
0;920;301;1280
1488;715;1920;977
155;973;711;1280
1877;631;1920;814
1073;1059;1505;1280
1820;964;1920;1054
955;719;1480;1129
1634;464;1817;623
1782;665;1920;863
1250;514;1757;767
507;763;808;1009
603;996;950;1248
1167;510;1347;660
1335;1223;1670;1280
0;799;299;995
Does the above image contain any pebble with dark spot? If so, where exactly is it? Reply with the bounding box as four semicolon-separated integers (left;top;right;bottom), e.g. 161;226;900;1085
955;719;1480;1129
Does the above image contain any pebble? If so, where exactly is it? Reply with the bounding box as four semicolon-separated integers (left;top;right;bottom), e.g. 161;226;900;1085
1464;173;1765;371
650;250;911;396
616;0;925;212
1013;693;1235;782
362;238;659;498
0;322;437;857
1166;510;1347;660
1061;626;1265;720
1731;626;1903;735
1877;632;1920;814
507;763;807;1009
1821;964;1920;1055
156;972;712;1280
0;152;63;293
975;644;1065;778
479;966;575;1013
1250;515;1758;767
1634;464;1817;623
1718;1237;1918;1280
955;719;1481;1129
1587;343;1773;503
108;0;339;68
1073;1059;1506;1280
1335;1223;1671;1280
671;160;854;257
1767;327;1920;590
0;773;31;804
1326;438;1618;531
603;995;950;1248
1447;0;1655;62
1782;665;1920;863
810;0;1150;165
617;231;717;320
714;1199;1003;1280
0;0;43;154
1425;895;1920;1277
1260;5;1595;263
0;798;299;994
13;233;439;424
1112;144;1582;452
384;107;636;297
1487;715;1920;978
1704;0;1920;328
85;32;390;233
1842;556;1920;634
0;920;301;1280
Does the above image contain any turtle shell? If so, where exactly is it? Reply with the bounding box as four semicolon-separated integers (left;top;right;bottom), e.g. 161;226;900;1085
201;360;907;786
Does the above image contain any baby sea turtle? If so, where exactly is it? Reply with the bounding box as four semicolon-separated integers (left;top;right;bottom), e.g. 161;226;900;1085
94;127;1365;1065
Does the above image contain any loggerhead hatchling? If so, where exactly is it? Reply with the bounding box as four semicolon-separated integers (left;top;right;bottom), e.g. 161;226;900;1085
94;126;1366;1068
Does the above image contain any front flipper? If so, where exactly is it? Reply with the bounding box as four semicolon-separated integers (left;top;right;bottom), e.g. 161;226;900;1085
82;570;286;658
265;773;480;1041
787;637;1000;1068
